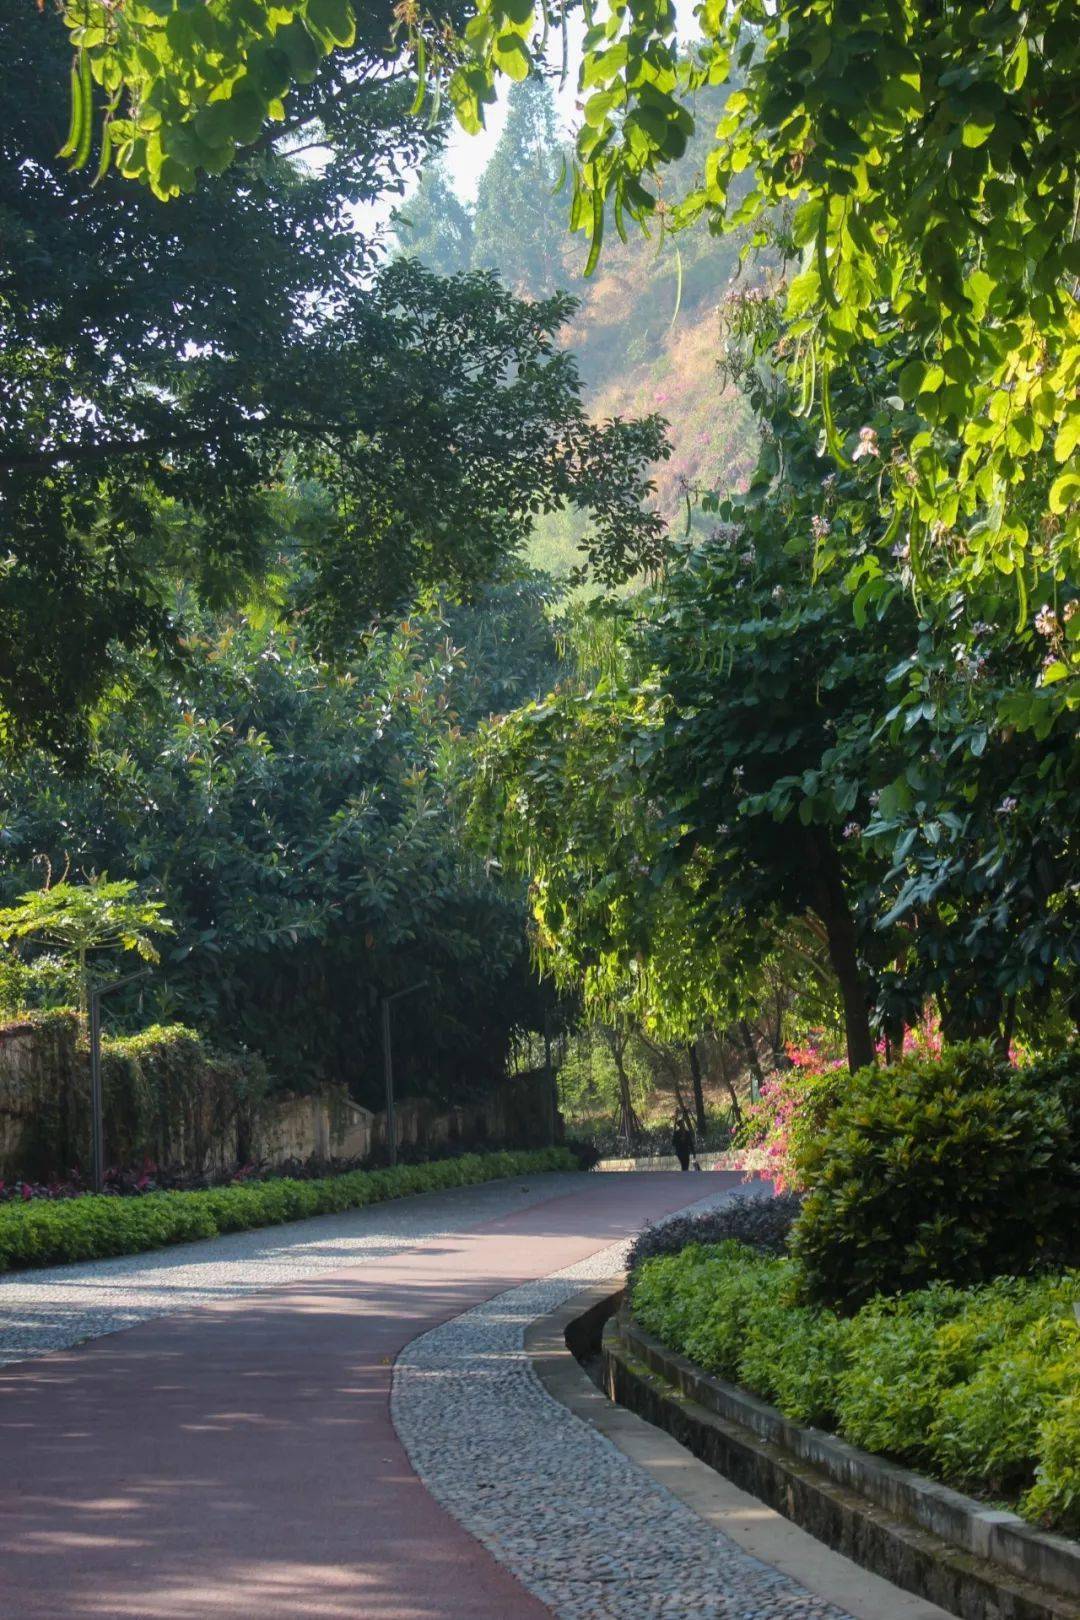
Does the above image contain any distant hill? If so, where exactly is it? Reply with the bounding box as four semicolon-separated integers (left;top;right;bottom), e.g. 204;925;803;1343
394;78;760;579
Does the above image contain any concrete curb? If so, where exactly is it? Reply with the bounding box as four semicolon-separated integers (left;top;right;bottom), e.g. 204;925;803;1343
525;1279;952;1620
605;1305;1080;1620
593;1151;771;1173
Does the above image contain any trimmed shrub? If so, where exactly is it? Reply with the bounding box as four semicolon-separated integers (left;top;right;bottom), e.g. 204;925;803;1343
0;1146;578;1271
630;1242;1080;1534
627;1189;802;1272
790;1044;1079;1310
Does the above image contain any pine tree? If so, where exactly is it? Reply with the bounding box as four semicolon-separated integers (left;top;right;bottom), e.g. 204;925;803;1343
473;77;569;298
392;157;475;276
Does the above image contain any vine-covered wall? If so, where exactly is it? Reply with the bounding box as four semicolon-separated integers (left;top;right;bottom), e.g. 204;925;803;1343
0;1014;557;1182
0;1012;269;1180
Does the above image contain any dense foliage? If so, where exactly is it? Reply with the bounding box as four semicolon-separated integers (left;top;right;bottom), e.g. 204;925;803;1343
471;359;1079;1070
65;4;1080;624
442;5;1080;634
0;1146;578;1270
0;589;567;1098
632;1242;1080;1533
4;8;665;757
0;1011;269;1184
627;1190;802;1272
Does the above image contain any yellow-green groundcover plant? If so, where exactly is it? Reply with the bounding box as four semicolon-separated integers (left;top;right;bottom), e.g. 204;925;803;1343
632;1241;1080;1536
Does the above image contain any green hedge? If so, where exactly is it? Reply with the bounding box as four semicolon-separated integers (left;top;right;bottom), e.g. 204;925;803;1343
0;1147;579;1271
789;1043;1080;1309
631;1242;1080;1535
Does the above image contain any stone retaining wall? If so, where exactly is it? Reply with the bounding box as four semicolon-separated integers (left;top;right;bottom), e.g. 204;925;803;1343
0;1013;556;1180
604;1305;1080;1620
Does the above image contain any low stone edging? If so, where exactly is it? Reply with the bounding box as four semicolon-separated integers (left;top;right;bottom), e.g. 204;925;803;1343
594;1150;770;1173
604;1305;1080;1620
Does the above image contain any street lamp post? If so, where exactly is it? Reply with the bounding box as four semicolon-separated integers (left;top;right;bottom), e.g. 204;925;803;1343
380;982;427;1169
88;967;150;1194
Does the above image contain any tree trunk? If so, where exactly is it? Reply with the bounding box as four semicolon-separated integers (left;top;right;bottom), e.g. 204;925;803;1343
738;1019;766;1102
805;833;876;1073
716;1042;743;1126
687;1041;708;1136
605;1027;640;1145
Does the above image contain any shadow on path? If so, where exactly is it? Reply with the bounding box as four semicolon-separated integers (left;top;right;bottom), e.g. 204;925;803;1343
0;1173;741;1619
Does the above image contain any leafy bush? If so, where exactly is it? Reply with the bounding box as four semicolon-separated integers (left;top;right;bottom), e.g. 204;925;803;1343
627;1190;802;1272
0;1147;578;1271
630;1243;1080;1533
1025;1395;1080;1530
0;949;80;1015
790;1044;1079;1309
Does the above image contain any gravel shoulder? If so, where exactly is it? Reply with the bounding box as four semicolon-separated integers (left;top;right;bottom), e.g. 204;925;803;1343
0;1169;587;1365
392;1206;855;1620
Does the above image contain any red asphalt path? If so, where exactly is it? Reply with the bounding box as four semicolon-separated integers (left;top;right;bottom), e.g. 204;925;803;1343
0;1171;740;1619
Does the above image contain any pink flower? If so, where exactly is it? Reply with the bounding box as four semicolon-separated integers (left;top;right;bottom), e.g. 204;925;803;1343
852;425;880;462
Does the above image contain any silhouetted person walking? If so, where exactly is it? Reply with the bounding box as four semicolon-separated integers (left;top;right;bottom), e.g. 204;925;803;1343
672;1116;694;1172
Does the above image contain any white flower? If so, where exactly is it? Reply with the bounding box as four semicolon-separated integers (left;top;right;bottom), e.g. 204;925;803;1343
842;822;861;840
1064;599;1079;624
811;515;831;540
997;797;1018;815
1034;605;1058;637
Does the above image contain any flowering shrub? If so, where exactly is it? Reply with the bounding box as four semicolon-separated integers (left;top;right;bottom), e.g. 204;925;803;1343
737;1012;950;1192
736;1033;846;1192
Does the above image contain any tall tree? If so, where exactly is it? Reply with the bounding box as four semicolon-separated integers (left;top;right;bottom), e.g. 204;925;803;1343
393;156;475;275
472;75;567;297
2;8;666;757
0;585;563;1098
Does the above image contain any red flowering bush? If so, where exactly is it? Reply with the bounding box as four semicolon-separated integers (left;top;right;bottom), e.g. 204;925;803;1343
737;1034;846;1192
738;1012;954;1190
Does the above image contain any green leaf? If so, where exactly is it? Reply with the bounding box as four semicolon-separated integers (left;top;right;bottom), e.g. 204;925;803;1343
492;33;531;81
1049;473;1080;515
1054;414;1080;465
304;0;355;49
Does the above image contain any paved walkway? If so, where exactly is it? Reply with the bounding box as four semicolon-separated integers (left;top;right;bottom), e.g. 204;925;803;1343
0;1172;734;1618
0;1172;945;1620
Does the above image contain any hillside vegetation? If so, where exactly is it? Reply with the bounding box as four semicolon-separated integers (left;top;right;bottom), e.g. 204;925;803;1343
394;78;759;572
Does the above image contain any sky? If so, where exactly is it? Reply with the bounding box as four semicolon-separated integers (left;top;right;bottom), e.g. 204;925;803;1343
438;1;700;202
440;29;584;201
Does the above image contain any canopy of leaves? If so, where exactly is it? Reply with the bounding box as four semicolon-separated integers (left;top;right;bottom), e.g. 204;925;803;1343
438;4;1079;625
471;347;1080;1067
65;3;1078;651
0;876;171;970
4;7;666;757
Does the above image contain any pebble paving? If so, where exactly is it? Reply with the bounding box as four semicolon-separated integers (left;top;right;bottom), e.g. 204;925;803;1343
392;1202;856;1620
0;1170;587;1365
